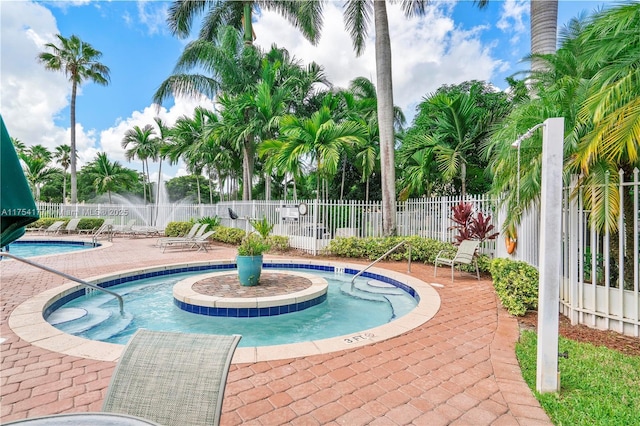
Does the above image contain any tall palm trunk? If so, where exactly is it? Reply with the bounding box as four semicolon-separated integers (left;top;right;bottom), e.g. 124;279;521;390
196;174;202;204
265;172;272;200
460;162;467;200
243;1;253;45
530;0;558;72
70;80;78;203
154;159;163;226
340;155;347;201
62;172;67;203
374;1;397;236
242;136;254;200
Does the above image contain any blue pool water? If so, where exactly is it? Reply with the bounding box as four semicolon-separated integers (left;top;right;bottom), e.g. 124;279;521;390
47;265;418;347
3;240;97;258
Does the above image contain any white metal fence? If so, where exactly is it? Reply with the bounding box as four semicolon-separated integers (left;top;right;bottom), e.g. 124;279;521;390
560;171;640;337
37;195;497;256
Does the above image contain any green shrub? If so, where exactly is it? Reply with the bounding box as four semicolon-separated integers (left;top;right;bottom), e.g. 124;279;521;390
266;235;289;252
165;221;194;238
237;233;270;256
77;218;104;232
489;258;539;316
198;216;220;229
27;217;60;229
211;226;245;245
249;217;274;239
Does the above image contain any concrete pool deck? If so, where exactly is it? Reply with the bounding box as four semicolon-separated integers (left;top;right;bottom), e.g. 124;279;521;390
1;235;551;425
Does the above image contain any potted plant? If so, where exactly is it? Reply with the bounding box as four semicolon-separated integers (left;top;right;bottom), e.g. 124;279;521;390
236;220;271;286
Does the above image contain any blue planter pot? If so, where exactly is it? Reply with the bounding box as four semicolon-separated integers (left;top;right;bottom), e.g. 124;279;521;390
236;255;263;286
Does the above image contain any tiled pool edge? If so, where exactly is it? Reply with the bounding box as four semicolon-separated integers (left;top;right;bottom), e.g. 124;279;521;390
173;271;329;317
8;259;441;364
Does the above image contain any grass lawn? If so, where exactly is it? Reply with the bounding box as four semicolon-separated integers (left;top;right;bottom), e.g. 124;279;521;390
516;330;640;426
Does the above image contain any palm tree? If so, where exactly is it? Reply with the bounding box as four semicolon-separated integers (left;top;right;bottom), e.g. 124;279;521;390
569;3;640;233
54;144;72;203
19;154;60;201
155;26;262;200
121;124;158;204
11;137;26;154
26;145;52;163
166;0;323;46
83;153;138;203
38;34;110;204
271;106;367;200
404;92;489;199
337;0;434;235
164;107;220;204
487;4;637;236
151;117;171;224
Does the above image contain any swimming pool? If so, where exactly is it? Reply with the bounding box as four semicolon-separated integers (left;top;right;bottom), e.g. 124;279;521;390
46;263;418;347
11;259;441;362
3;240;99;258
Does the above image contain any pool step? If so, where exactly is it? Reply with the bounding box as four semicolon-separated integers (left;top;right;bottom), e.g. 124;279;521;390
81;311;134;341
52;307;111;335
340;280;417;320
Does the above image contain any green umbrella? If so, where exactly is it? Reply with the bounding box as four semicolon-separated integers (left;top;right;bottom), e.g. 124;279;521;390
1;115;39;247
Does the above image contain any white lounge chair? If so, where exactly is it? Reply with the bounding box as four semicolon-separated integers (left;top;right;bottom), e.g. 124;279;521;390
156;223;201;247
42;221;65;235
112;219;136;236
434;239;481;282
102;329;240;426
160;230;215;252
63;218;82;234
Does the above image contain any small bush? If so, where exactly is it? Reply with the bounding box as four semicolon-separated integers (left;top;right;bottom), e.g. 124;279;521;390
266;235;289;252
198;216;220;229
489;258;539;316
165;221;194;238
324;235;497;273
77;218;104;232
27;217;60;229
211;226;245;245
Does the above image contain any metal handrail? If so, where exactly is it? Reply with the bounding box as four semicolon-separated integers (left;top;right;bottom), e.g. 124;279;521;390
92;224;113;245
350;240;412;289
0;251;125;315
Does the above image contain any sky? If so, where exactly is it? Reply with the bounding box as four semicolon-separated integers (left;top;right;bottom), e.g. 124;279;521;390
1;0;608;181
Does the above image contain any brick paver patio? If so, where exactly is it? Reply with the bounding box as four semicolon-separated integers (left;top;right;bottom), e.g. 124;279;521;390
0;236;550;425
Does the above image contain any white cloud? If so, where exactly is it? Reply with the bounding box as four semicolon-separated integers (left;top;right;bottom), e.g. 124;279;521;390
136;0;169;36
98;95;214;176
0;1;69;147
497;0;529;45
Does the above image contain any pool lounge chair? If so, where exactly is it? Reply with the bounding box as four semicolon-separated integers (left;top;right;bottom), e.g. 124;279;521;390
156;223;201;246
63;218;82;234
42;221;65;235
159;230;215;252
102;329;241;426
434;239;481;282
112;219;136;236
130;226;164;238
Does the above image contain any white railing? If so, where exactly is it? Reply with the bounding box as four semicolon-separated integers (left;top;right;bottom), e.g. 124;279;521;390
36;195;498;256
560;170;640;337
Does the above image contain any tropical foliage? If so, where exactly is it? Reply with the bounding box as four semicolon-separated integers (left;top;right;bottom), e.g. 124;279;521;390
487;3;639;236
81;153;138;203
